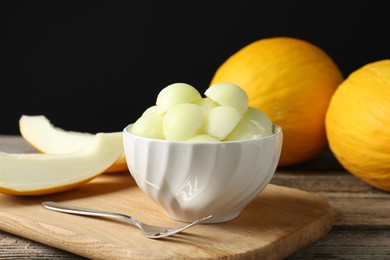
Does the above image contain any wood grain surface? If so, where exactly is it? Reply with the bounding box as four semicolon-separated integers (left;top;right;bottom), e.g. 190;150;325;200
0;167;333;259
1;135;389;259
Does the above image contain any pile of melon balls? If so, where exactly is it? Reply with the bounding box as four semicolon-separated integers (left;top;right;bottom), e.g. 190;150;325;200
129;82;274;142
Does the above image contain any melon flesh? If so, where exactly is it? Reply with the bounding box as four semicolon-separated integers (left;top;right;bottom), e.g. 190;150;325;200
163;103;204;141
205;82;249;115
0;132;124;195
19;115;127;173
156;82;202;113
204;105;242;140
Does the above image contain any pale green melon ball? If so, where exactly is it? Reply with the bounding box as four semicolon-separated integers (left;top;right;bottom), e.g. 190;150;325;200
156;83;202;113
142;105;166;116
224;118;258;141
224;117;271;141
245;107;272;128
130;112;165;139
192;97;219;111
204;82;248;115
186;134;221;142
244;107;273;136
163;103;204;141
257;125;273;137
204;105;242;140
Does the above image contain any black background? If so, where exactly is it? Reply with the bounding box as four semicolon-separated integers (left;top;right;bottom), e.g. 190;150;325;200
1;0;389;135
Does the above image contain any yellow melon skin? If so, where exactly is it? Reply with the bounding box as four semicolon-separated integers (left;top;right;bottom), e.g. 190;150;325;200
211;37;344;166
326;60;390;192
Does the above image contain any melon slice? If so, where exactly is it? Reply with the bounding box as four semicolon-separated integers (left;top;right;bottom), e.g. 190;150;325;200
0;132;123;195
19;115;128;173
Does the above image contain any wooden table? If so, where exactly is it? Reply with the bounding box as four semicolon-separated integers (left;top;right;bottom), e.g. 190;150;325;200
0;135;389;259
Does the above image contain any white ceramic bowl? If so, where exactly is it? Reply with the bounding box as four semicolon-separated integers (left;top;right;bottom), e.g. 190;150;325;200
123;124;283;223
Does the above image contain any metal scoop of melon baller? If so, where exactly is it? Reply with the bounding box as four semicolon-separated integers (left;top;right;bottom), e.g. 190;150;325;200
42;201;212;239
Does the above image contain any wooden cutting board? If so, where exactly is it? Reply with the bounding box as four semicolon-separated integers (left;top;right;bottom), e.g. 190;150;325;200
0;172;334;259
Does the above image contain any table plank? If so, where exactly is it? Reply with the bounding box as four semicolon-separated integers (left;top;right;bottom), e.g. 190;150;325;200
0;230;84;259
288;227;390;259
1;135;389;259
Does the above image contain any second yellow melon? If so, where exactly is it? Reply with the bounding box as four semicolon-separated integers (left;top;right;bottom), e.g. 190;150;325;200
326;60;390;192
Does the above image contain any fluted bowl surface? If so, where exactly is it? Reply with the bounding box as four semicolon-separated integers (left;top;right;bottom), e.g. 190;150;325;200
123;124;283;223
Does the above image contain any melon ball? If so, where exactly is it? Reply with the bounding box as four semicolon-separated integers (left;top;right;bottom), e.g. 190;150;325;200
192;97;219;112
204;105;242;140
163;103;204;141
245;107;272;129
225;118;272;141
243;107;273;137
156;83;202;113
142;105;161;116
205;82;248;115
131;112;165;139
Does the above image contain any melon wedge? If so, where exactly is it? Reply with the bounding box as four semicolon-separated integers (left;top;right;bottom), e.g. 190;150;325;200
19;115;128;173
0;132;123;195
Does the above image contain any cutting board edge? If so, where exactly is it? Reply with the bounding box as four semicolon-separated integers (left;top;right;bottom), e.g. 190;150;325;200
256;184;335;259
279;199;334;259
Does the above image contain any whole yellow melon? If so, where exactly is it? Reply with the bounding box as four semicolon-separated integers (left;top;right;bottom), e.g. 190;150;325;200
210;36;344;166
326;60;390;192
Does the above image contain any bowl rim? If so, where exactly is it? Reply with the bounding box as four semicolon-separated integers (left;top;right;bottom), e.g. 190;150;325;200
123;124;282;144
